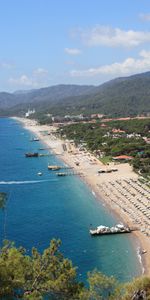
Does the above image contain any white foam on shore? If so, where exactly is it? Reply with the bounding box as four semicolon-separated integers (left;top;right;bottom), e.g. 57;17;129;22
137;246;145;275
0;179;56;185
92;190;96;197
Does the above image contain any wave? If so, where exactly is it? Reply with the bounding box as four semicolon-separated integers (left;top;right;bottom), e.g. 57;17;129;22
137;246;145;275
0;179;56;185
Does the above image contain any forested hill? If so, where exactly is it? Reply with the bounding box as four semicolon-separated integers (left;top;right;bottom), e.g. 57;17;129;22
0;85;95;110
1;71;150;117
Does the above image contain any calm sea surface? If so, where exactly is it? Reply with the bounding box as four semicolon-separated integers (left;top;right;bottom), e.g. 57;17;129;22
0;118;141;282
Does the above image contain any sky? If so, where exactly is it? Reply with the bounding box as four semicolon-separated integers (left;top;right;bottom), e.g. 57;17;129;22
1;0;150;92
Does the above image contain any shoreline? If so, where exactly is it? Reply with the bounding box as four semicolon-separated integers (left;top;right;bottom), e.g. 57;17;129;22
13;117;150;277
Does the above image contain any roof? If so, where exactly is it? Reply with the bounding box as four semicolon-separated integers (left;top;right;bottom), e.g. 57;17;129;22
112;155;133;160
112;128;125;133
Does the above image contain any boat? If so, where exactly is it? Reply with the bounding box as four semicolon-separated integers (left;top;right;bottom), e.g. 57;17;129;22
56;172;67;176
30;137;39;142
25;152;39;157
37;172;43;176
90;224;131;236
48;165;61;171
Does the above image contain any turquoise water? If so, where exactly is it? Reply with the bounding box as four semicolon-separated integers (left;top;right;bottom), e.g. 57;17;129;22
0;118;141;282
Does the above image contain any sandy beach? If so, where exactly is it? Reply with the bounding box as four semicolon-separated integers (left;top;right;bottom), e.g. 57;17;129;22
14;117;150;276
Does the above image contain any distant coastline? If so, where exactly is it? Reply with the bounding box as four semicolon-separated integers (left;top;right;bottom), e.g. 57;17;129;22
13;116;150;276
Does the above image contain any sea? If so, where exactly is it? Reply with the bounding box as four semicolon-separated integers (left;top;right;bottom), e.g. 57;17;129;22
0;118;142;283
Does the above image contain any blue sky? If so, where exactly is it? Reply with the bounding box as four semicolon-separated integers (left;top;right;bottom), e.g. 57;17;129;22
1;0;150;91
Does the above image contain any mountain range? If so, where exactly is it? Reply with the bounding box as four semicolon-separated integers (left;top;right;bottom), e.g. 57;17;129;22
0;71;150;118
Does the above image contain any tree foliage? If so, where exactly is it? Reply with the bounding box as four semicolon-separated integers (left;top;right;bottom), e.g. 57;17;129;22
0;239;82;300
1;71;150;118
58;118;150;177
0;192;7;210
0;240;150;299
79;270;121;300
122;276;150;300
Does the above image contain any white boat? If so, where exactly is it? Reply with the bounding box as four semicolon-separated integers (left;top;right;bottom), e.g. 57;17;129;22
30;137;39;142
90;224;131;236
48;165;61;170
37;172;43;176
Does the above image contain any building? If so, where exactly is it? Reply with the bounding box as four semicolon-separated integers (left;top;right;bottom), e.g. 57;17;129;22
112;155;133;161
25;109;35;117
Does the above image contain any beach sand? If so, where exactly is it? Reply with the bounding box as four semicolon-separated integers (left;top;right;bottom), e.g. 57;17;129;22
14;117;150;276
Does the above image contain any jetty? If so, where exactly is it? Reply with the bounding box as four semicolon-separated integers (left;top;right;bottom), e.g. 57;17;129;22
38;153;50;157
56;171;83;176
38;149;61;156
89;224;134;236
61;166;74;170
48;165;74;171
38;147;51;150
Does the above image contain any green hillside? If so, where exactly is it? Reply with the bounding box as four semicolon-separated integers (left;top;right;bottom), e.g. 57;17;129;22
0;71;150;117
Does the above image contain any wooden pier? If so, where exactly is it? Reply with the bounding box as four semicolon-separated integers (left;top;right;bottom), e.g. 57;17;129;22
61;166;74;170
56;171;83;176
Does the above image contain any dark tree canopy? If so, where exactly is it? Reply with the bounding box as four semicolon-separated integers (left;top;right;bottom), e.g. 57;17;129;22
0;240;149;300
0;192;7;210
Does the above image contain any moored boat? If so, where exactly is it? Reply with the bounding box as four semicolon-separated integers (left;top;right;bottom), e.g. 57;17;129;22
48;165;61;171
56;172;67;176
25;152;39;157
90;224;131;236
37;172;43;176
30;137;39;142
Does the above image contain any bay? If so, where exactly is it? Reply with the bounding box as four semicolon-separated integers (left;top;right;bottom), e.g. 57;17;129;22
0;118;141;283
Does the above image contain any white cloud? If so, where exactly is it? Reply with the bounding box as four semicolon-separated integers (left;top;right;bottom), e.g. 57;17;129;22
33;68;48;76
139;13;150;22
70;50;150;78
64;47;82;55
9;75;35;87
9;68;49;88
76;25;150;48
0;61;14;69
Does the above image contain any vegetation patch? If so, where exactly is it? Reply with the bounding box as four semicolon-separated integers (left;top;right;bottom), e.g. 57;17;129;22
99;156;112;165
0;192;7;209
0;239;150;299
58;118;150;177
